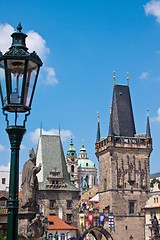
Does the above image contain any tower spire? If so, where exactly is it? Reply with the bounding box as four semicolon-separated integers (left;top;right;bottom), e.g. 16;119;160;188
127;72;129;86
40;121;42;136
96;112;101;143
146;107;151;138
113;71;116;85
59;123;61;136
108;103;113;136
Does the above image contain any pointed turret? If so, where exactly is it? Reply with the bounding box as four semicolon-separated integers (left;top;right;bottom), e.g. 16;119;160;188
40;121;42;136
146;108;151;138
67;136;77;157
108;105;113;136
110;84;136;137
96;112;100;143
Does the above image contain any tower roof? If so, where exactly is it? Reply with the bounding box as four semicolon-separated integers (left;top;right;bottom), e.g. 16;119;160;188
109;84;136;137
96;113;100;142
146;109;151;138
79;142;87;154
36;135;78;191
67;137;77;157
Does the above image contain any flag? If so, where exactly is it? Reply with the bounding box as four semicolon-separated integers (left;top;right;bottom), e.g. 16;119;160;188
88;213;93;227
108;215;114;229
99;214;105;227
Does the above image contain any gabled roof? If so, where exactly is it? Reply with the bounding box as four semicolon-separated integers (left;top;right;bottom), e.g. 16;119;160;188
36;135;79;191
47;215;77;230
110;84;136;137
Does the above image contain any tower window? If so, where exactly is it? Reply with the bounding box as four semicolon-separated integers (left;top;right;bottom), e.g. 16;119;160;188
67;214;72;222
50;200;55;209
129;201;135;214
104;179;107;190
86;176;88;183
71;165;74;173
67;200;72;209
86;163;88;166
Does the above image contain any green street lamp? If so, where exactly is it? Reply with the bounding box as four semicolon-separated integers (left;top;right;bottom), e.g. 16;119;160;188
0;23;43;240
43;217;50;240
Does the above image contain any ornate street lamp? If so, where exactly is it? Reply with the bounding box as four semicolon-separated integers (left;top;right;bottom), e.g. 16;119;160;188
43;217;50;240
0;23;43;240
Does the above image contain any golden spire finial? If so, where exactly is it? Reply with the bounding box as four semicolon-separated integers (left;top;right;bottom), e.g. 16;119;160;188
127;72;129;86
110;102;112;114
147;105;149;116
71;135;73;141
113;71;116;85
97;111;100;122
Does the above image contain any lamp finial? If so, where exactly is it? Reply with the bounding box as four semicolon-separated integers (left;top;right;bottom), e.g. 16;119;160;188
17;23;22;32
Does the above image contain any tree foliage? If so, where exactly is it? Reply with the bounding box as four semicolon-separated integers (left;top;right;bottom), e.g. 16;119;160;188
150;177;160;188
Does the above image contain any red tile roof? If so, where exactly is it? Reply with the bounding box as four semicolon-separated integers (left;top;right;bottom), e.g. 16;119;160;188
46;216;77;230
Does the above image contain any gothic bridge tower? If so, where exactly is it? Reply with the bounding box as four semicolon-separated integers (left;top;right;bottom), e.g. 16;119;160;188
95;83;152;240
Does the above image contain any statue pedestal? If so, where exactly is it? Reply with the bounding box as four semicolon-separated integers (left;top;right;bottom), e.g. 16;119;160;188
18;209;44;240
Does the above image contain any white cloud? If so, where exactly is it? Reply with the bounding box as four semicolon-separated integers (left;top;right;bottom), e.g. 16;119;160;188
26;30;50;61
0;23;57;86
0;23;13;53
29;128;72;144
139;72;150;79
151;108;160;122
44;67;58;85
20;144;26;150
0;144;5;151
144;0;160;23
0;162;10;171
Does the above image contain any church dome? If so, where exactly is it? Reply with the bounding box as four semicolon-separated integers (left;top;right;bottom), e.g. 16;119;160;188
78;159;96;169
78;142;96;169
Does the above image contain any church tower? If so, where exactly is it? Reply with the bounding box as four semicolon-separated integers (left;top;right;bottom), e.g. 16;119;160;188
66;137;79;188
95;83;152;240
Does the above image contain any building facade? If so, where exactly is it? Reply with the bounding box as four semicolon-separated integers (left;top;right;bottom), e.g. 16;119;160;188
95;84;152;240
144;182;160;240
36;134;80;228
66;140;98;191
78;142;98;190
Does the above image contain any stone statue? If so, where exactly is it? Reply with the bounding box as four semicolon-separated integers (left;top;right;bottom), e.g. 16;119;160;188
54;231;58;240
152;216;160;239
28;214;44;238
18;149;43;240
21;148;41;209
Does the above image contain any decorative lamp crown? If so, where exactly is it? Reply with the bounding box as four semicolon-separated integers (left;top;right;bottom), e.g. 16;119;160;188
0;23;43;113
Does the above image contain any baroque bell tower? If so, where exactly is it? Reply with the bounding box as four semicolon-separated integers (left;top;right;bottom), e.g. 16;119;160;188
95;80;152;240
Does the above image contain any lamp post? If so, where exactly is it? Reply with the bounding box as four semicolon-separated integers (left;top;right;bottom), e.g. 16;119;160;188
0;23;42;240
43;217;50;240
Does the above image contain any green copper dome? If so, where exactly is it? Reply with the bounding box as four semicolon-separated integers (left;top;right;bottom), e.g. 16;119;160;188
67;138;77;157
78;142;96;169
78;159;96;169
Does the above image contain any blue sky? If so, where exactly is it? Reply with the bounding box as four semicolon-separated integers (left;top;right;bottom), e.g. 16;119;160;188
0;0;160;174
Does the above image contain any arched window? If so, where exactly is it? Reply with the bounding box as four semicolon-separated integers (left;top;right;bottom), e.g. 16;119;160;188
86;175;88;183
71;165;74;173
48;233;53;240
61;233;65;240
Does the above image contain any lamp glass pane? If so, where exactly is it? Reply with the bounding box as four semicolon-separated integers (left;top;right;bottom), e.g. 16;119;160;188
23;60;38;107
0;60;6;106
6;59;25;104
